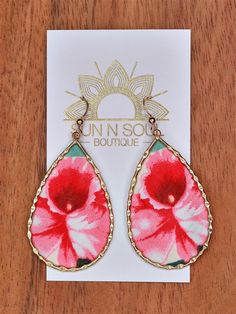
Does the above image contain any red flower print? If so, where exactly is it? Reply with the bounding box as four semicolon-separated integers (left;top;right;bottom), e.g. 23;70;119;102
130;146;209;266
48;168;92;213
31;156;111;269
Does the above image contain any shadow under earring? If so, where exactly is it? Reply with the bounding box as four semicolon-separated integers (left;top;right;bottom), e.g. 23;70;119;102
127;96;212;270
28;97;113;271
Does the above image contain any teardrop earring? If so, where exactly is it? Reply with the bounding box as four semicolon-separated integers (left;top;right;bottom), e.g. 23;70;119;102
127;96;212;269
28;97;113;271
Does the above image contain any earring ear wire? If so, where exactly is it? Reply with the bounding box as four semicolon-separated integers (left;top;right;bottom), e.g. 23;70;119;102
79;96;89;120
143;97;161;139
72;96;89;140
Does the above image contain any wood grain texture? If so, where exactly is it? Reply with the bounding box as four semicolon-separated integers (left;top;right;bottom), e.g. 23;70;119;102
0;0;235;313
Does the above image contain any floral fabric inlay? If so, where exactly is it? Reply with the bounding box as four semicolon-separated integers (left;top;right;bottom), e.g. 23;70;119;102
30;143;112;269
129;140;210;267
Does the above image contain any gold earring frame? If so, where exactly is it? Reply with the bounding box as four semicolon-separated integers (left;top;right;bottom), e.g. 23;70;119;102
126;96;213;270
27;97;114;271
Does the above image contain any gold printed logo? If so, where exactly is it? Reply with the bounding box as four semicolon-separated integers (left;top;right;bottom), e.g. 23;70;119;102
65;60;169;121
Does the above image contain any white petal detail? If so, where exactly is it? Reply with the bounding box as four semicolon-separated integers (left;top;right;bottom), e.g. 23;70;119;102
70;230;97;256
67;215;97;231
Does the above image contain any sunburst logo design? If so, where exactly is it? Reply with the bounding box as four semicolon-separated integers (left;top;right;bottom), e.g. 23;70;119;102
65;60;169;121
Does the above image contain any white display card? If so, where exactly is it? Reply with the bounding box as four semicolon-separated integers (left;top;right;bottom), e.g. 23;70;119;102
47;30;191;282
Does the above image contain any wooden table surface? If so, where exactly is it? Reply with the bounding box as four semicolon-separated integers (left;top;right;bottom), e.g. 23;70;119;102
1;1;236;313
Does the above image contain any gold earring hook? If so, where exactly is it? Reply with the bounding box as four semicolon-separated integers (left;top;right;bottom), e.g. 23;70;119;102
143;90;167;120
143;96;161;139
143;96;154;119
72;96;89;140
79;96;89;120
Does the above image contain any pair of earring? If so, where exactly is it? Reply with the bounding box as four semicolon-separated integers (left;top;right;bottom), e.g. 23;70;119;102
28;96;212;271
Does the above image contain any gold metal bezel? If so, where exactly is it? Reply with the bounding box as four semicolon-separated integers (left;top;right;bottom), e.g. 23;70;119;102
27;140;114;272
127;137;213;270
